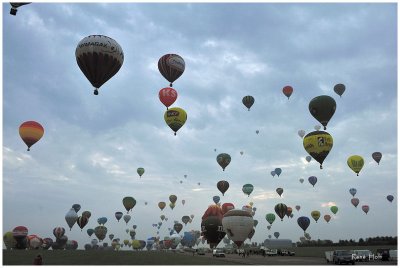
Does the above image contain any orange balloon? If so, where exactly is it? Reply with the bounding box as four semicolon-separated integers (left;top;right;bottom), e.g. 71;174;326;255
282;86;293;99
19;121;44;151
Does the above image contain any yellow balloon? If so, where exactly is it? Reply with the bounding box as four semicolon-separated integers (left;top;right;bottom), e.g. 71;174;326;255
303;131;333;169
311;210;321;222
164;107;187;135
249;202;254;207
347;155;364;176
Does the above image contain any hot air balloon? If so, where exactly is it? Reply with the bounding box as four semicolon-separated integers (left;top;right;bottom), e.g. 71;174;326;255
115;212;123;222
159;87;178;109
276;188;284;197
253;219;259;228
169;203;175;210
158;202;166;211
41;238;53;250
347;155;364;176
19;121;44;151
164;107;187;135
94;226;107;241
299;178;304;184
3;232;17;250
213;196;220;204
295;205;301;211
182;200;185;205
298;130;306;138
351;198;359;208
76;35;124;95
308;95;336;130
362;205;369;214
76;216;88;231
216;153;231;171
221;203;235;215
286;207;293;218
109;234;114;241
97;217;108;225
372;152;382;165
123;215;131;225
82;211;91;219
268;235;272;239
123;197;136;213
240;151;244;155
242;184;254;197
305;156;312;162
12;226;28;249
9;3;30;15
334;83;346;97
349;188;357;197
267;225;271;230
53;227;65;239
330;206;338;215
311;211;321;222
274;232;280;239
265;213;276;225
308;176;317;187
160;214;165;221
72;204;81;213
137;167;145;178
158;54;185;87
282;86;293;99
201;216;225;248
297;216;310;233
256;130;260;135
242;95;255;111
86;228;94;237
303;130;333;169
387;195;394;203
222;209;254;247
274;203;287;221
324;215;331;223
217;180;229;196
182;216;190;225
169;195;177;204
65;208;78;230
271;171;276;177
173;223;183;233
27;235;43;249
274;168;282;177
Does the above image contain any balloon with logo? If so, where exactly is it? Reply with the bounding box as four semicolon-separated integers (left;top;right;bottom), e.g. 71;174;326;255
158;202;166;211
324;215;331;223
19;121;44;151
201;205;225;248
347;155;364;176
308;176;317;187
242;95;255;111
303;131;333;169
123;197;136;213
217;153;231;171
158;54;185;87
297;216;310;234
217;180;230;196
330;206;338;215
76;35;124;95
222;209;254;247
349;188;357;197
137;167;145;178
164;107;187;135
333;83;346;97
351;198;359;208
274;203;287;221
159;87;178;109
387;195;394;203
311;211;321;222
362;205;369;214
372;152;382;165
65;208;78;231
242;184;254;197
265;213;276;225
282;85;293;99
308;95;336;130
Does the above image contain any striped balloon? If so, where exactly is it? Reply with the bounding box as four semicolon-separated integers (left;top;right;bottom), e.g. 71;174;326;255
158;54;185;87
19;121;44;151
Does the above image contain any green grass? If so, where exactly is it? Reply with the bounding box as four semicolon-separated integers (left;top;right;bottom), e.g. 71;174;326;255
293;245;398;258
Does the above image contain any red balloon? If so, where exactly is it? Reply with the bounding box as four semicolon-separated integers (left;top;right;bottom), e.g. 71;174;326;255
282;86;293;99
159;87;178;109
221;203;235;215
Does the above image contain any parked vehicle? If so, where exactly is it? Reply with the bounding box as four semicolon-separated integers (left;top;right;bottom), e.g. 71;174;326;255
389;250;397;261
325;251;334;263
377;248;390;261
352;249;372;262
213;248;225;257
197;248;205;255
266;248;278;256
332;250;355;265
279;249;295;256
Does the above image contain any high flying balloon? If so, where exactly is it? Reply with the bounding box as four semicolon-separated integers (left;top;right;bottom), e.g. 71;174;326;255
158;54;185;87
217;153;231;171
242;96;255;111
282;86;293;99
334;83;346;97
159;87;178;109
164;107;187;135
347;155;364;176
19;121;44;151
308;95;336;130
217;180;229;196
303;131;333;169
372;152;382;165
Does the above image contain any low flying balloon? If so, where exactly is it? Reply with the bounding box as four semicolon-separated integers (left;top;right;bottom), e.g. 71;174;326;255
76;216;88;231
242;184;254;197
351;198;359;208
333;83;346;97
123;215;131;225
217;180;229;196
19;121;44;151
265;213;276;225
122;197;136;213
137;167;145;178
82;211;91;219
213;196;220;204
94;226;107;241
221;203;235;215
311;211;321;222
324;215;331;223
201;216;225;249
274;203;287;221
276;188;283;197
158;54;185;87
282;86;293;99
330;206;338;215
303;131;333;169
372;152;382;165
274;168;282;177
297;216;310;233
164;107;187;135
347;155;364;176
115;212;123;222
9;3;30;15
159;87;178;109
362;205;369;214
298;130;306;138
216;153;231;171
72;204;81;213
308;176;317;187
76;35;124;95
274;232;280;239
349;188;357;197
242;95;255;111
387;195;394;203
222;209;254;247
158;202;166;210
65;208;78;231
308;95;336;130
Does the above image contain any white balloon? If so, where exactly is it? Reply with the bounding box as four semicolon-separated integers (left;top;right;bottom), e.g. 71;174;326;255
65;208;78;231
222;209;254;248
298;130;306;138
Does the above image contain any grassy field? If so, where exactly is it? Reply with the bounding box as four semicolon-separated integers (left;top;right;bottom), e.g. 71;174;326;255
292;245;397;258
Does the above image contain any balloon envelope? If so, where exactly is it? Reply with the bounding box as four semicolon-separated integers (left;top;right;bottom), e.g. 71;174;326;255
274;168;282;176
303;131;333;169
362;205;369;214
349;188;357;197
158;54;185;87
351;198;360;208
311;211;321;222
164;107;187;135
308;176;317;187
19;121;44;151
242;95;255;111
334;83;346;97
65;208;78;230
217;180;230;196
308;95;336;129
242;184;254;196
137;167;145;178
123;197;136;213
274;203;287;221
159;87;178;109
282;86;293;99
372;152;382;164
297;216;310;232
387;195;394;202
222;209;254;247
330;206;338;215
347;155;364;176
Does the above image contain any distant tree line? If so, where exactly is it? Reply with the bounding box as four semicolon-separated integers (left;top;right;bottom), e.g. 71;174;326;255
296;236;397;247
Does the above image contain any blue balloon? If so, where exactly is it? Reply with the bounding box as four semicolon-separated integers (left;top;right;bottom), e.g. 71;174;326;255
213;195;220;204
274;168;282;177
297;216;310;232
72;204;81;213
387;195;394;202
308;176;317;187
349;188;357;197
181;232;196;248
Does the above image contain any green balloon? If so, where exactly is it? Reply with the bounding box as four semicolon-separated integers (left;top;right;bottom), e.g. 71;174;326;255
265;213;276;225
242;184;254;196
137;167;145;178
217;153;231;171
3;232;17;250
309;95;336;130
330;206;338;215
123;197;136;213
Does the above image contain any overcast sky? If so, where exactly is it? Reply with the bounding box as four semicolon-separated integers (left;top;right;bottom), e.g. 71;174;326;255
2;2;397;249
